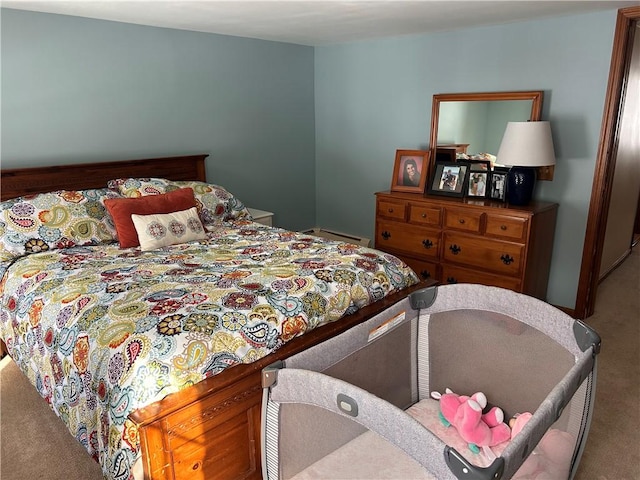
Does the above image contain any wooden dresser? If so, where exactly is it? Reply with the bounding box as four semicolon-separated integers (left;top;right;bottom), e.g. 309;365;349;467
375;191;558;300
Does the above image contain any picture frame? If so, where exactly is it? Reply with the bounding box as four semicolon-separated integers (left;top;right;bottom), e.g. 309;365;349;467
428;160;469;197
489;167;509;202
469;160;491;172
467;170;489;198
390;149;431;193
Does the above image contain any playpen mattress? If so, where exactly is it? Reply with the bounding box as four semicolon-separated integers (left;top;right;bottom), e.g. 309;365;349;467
291;398;573;480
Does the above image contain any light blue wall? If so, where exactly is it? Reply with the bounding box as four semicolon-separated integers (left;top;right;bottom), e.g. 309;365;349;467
0;8;316;231
315;10;618;309
1;8;621;309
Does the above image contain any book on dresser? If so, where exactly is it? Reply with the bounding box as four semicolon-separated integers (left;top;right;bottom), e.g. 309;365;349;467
375;191;558;300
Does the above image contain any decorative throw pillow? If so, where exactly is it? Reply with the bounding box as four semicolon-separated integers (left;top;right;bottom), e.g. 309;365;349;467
103;188;197;248
131;207;207;251
106;177;251;226
0;188;120;263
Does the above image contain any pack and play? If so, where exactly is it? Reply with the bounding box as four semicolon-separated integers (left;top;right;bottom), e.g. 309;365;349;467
261;284;600;479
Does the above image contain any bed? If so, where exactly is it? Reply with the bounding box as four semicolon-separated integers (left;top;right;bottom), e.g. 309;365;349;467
0;154;425;480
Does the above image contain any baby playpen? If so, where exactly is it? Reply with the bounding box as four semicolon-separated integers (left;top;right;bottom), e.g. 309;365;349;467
261;284;600;480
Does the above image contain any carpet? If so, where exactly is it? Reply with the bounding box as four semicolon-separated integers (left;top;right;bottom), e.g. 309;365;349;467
574;246;640;480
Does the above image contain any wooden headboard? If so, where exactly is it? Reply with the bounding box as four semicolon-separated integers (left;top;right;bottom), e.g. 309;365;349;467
0;154;208;201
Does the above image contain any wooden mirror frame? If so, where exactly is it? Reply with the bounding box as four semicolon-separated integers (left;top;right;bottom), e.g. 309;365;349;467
428;90;553;182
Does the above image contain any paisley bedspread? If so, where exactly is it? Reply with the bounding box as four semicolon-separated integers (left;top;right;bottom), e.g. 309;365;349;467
0;220;418;480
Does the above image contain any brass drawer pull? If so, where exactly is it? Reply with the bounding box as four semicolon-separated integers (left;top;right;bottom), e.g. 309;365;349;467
458;219;465;224
446;277;458;284
449;244;461;255
381;231;391;240
501;254;514;265
500;225;507;231
420;270;431;279
421;213;427;218
422;239;433;249
387;208;394;213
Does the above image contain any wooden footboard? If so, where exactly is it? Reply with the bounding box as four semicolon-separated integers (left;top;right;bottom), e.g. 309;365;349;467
133;370;263;479
130;281;432;480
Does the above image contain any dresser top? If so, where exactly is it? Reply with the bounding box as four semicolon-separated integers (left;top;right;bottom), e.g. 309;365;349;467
376;191;558;214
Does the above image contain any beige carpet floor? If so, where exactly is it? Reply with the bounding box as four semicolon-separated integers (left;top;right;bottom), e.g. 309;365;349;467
1;248;638;480
574;245;640;480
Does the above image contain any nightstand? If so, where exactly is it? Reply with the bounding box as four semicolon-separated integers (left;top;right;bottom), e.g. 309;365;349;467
248;208;274;226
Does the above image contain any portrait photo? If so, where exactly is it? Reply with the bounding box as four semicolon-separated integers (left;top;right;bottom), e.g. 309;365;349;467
390;150;431;193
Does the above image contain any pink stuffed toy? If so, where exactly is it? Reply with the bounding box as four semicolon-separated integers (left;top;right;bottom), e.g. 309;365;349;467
510;412;574;479
434;389;511;453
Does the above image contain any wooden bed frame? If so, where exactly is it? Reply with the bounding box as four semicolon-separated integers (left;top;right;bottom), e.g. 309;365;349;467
0;154;431;480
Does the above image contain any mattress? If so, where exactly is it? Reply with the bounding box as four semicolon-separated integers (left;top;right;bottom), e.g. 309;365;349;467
291;398;573;480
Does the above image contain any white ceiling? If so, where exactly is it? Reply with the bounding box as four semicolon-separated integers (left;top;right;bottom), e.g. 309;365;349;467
2;0;637;46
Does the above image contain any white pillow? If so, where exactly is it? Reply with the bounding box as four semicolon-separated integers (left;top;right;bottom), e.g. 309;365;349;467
131;207;207;251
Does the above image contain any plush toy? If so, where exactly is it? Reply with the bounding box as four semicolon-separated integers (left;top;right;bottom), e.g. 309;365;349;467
433;389;511;454
510;412;574;479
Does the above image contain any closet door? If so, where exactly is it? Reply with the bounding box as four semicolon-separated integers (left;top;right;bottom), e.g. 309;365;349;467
599;20;640;280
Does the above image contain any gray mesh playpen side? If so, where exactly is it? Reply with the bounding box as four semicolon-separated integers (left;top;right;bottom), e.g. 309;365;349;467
261;284;600;480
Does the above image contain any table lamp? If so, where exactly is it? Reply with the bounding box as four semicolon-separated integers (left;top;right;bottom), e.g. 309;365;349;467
497;121;556;206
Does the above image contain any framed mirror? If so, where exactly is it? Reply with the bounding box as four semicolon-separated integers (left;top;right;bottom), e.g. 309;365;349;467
428;91;553;181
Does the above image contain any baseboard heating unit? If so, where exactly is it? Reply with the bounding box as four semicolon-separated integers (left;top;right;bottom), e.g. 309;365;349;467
301;228;371;247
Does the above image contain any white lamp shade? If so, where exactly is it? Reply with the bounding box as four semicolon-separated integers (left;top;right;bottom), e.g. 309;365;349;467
497;121;556;167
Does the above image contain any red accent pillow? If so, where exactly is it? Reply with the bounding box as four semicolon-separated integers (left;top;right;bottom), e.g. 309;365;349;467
104;188;197;248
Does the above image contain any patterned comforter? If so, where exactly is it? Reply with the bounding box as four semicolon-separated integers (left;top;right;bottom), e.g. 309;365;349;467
0;220;418;480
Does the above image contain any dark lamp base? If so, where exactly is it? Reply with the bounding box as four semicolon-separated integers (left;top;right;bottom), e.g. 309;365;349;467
506;166;537;206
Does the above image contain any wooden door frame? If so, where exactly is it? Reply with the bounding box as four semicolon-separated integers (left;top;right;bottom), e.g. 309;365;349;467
575;6;640;319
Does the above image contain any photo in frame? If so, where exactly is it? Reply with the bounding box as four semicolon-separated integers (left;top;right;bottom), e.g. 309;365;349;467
390;150;431;193
489;167;510;202
468;170;489;198
428;160;469;197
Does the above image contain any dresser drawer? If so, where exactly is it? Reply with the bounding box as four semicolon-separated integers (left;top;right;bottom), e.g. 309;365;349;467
376;220;440;260
408;203;442;227
485;214;528;241
397;255;439;282
441;264;521;291
442;232;524;277
377;199;406;221
444;207;482;233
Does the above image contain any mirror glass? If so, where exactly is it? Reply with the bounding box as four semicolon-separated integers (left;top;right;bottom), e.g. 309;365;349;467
429;91;543;159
